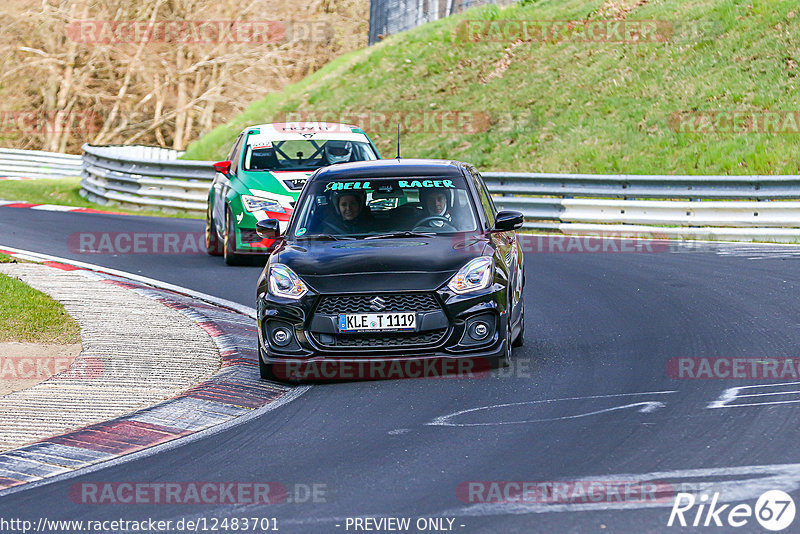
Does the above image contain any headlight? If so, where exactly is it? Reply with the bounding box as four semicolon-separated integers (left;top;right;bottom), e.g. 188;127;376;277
242;195;285;213
448;257;494;294
268;264;308;300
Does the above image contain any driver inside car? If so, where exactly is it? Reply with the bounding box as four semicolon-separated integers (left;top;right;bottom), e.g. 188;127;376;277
323;141;354;165
323;191;374;234
417;187;459;230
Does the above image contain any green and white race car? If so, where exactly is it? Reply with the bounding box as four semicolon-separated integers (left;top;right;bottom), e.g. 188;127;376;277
205;123;380;264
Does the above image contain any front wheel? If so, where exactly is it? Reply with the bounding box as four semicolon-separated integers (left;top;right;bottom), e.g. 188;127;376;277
259;351;298;383
224;207;246;266
491;321;512;369
512;301;525;348
259;353;278;381
205;202;222;256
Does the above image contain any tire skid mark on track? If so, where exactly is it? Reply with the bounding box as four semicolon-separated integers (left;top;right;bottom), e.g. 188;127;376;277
427;391;677;427
0;247;295;495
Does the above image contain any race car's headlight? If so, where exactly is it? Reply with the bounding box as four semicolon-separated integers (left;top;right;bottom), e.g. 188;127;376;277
448;257;493;294
268;264;308;300
242;195;285;213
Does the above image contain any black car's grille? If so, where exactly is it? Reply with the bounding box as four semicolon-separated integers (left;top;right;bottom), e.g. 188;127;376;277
311;329;448;348
316;293;440;314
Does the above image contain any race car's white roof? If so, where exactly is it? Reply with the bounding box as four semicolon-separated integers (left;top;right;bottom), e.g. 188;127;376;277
245;123;370;145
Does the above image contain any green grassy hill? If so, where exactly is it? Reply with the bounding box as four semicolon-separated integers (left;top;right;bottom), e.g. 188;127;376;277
184;0;800;175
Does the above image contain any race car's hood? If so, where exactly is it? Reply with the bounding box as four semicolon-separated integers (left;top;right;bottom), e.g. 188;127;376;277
243;170;311;196
274;234;489;293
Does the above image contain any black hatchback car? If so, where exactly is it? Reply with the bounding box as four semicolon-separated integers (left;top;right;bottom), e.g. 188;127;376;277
255;159;525;381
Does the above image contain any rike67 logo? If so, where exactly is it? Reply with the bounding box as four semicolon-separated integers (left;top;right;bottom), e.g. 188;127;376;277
668;490;796;531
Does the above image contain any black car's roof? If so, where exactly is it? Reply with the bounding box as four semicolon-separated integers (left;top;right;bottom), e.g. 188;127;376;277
312;158;468;180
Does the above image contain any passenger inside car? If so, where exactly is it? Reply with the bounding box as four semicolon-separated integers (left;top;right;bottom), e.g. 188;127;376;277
322;191;375;234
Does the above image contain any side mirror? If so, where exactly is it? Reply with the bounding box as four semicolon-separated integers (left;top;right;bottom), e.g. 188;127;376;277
256;219;281;239
213;160;232;175
492;211;524;232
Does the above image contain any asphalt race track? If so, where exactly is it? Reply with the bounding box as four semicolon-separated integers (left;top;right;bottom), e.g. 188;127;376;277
2;205;800;533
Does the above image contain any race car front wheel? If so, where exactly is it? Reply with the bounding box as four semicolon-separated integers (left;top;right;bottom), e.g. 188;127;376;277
224;207;246;266
205;203;222;256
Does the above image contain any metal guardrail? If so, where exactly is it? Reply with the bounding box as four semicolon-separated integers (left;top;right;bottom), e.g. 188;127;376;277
0;148;82;179
3;145;798;242
483;172;800;242
481;172;800;200
80;144;215;213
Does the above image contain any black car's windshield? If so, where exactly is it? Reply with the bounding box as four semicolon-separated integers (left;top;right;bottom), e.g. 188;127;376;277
243;139;377;172
290;175;478;238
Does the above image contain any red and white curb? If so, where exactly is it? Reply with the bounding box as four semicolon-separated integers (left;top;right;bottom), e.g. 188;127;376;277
0;199;126;215
0;247;298;494
0;263;221;450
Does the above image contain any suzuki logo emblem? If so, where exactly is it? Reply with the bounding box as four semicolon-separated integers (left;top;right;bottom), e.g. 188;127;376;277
369;296;386;312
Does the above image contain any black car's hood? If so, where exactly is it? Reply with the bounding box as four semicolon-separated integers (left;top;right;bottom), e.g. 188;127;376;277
274;235;489;293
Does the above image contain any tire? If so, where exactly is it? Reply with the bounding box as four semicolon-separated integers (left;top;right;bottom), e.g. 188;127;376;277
259;352;278;381
205;202;223;256
224;207;246;266
491;321;512;369
259;350;298;383
512;301;525;348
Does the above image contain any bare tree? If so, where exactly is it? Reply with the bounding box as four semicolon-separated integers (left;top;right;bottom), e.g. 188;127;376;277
0;0;369;152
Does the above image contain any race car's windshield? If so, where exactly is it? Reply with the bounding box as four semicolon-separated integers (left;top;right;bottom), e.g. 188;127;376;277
243;139;377;172
289;175;478;238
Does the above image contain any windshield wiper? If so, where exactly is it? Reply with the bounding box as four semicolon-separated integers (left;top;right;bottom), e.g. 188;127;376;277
365;231;436;240
295;234;356;241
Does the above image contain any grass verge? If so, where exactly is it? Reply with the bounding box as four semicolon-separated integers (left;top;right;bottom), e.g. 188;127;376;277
0;269;81;344
184;0;800;175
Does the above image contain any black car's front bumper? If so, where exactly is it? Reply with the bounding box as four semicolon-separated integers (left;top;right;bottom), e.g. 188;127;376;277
257;285;509;379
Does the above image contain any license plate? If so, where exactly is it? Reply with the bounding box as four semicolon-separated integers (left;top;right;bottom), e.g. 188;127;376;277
338;312;416;332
